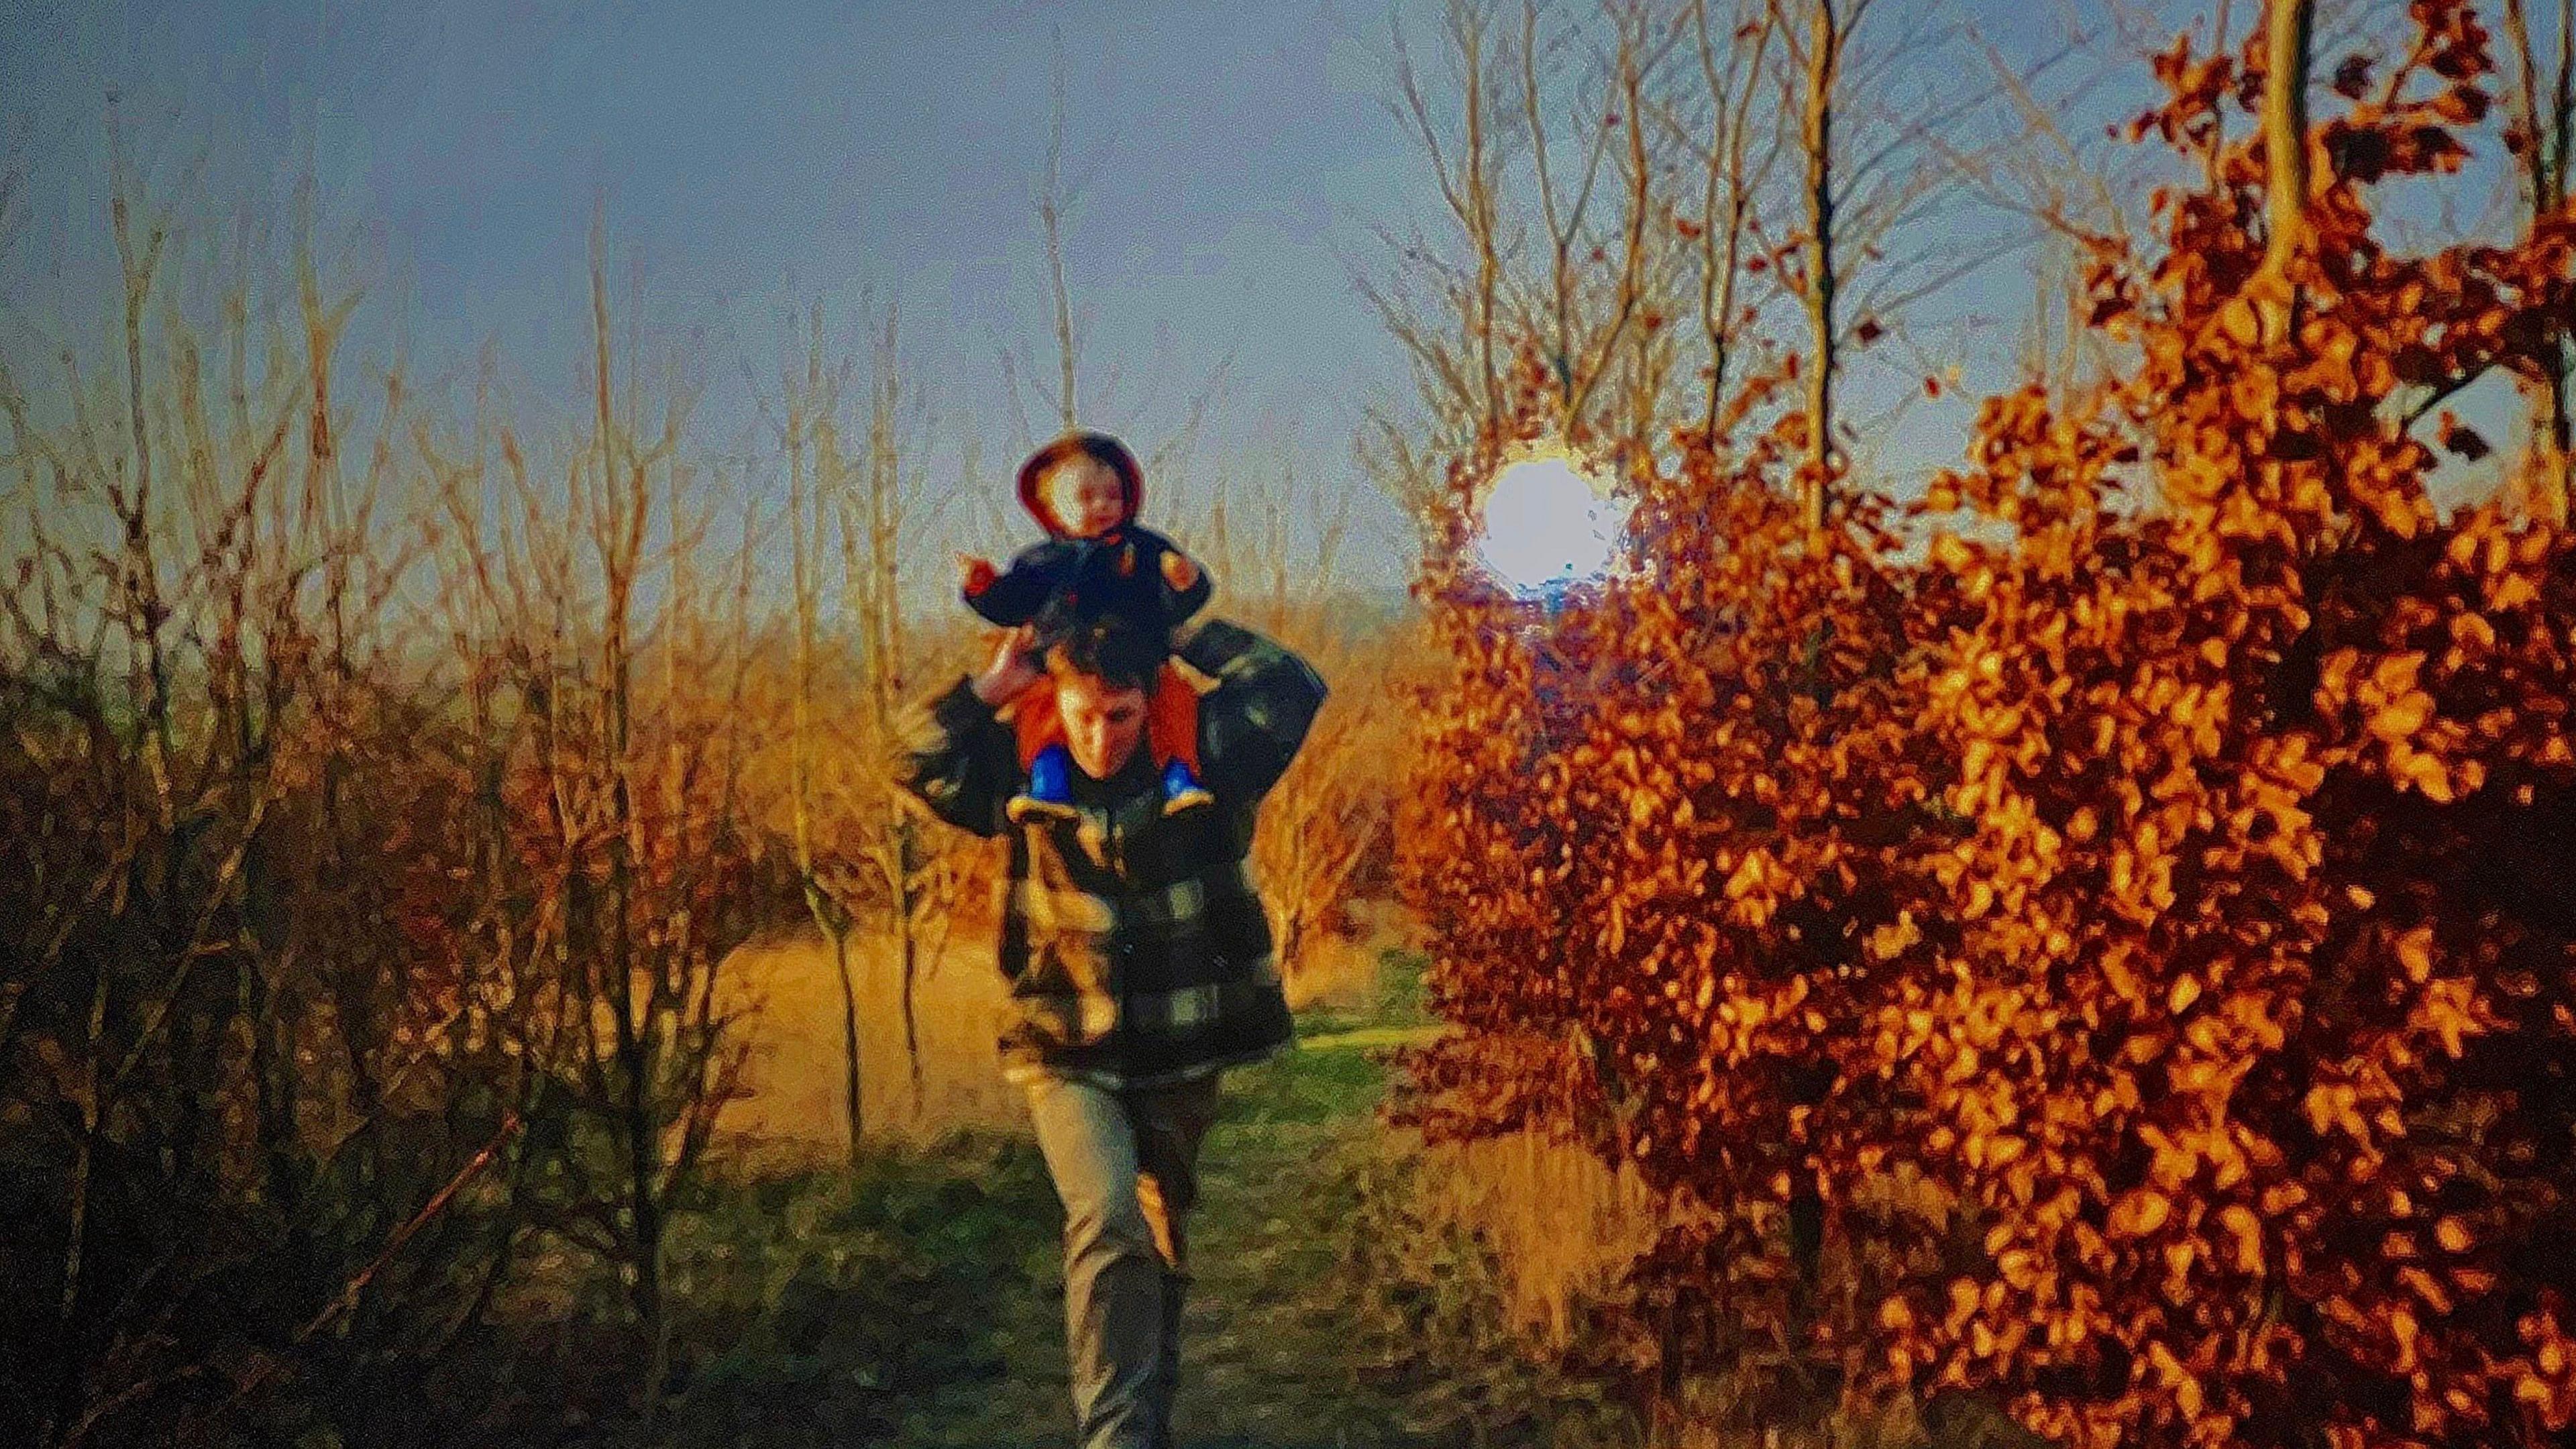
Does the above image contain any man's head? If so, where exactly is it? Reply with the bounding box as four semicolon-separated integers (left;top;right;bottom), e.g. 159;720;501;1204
1044;616;1164;780
1016;431;1142;539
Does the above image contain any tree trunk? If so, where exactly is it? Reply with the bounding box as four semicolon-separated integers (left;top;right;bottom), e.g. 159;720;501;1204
2502;0;2573;519
1801;0;1841;537
898;818;926;1110
2255;0;2313;343
835;927;865;1164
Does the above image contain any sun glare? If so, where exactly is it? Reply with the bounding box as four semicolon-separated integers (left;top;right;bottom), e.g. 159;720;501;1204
1474;453;1628;597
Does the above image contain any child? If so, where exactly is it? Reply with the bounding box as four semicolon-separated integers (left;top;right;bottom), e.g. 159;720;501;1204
959;431;1215;822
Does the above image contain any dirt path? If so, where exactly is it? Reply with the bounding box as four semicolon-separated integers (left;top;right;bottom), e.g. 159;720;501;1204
873;1001;1511;1448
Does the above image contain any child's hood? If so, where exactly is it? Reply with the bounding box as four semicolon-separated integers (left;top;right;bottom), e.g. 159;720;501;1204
1015;431;1144;538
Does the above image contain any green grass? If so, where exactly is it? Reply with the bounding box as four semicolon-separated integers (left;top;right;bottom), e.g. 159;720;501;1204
657;1134;1058;1444
446;944;1712;1448
437;941;2029;1449
1301;1022;1451;1053
863;946;1419;1447
838;942;1625;1449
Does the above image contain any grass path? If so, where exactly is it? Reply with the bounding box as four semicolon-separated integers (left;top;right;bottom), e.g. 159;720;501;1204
498;949;1988;1448
875;966;1569;1449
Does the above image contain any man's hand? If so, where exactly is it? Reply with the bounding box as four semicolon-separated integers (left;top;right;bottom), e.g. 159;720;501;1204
959;552;998;597
971;625;1045;707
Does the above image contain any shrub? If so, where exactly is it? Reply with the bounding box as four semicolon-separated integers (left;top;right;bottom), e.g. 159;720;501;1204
1400;5;2576;1446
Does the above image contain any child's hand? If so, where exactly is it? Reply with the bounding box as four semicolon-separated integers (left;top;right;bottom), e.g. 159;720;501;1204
959;553;998;596
1160;550;1201;592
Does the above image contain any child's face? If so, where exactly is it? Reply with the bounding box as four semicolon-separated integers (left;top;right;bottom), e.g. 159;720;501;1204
1046;458;1128;537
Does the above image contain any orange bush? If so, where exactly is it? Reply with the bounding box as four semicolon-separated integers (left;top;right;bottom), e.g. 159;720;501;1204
1399;5;2576;1446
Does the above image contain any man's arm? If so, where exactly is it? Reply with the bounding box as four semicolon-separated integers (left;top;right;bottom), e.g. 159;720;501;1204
891;635;1038;837
1176;617;1328;807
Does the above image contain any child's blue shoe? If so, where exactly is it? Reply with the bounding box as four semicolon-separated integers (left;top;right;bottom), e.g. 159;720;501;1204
1008;745;1080;824
1161;758;1214;816
1030;745;1073;802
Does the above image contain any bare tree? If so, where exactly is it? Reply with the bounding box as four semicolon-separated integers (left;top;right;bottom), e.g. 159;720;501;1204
1040;36;1081;437
2254;0;2314;344
484;211;763;1430
1759;0;2064;522
781;300;868;1159
1;144;685;1448
1352;0;1516;497
991;33;1244;515
841;303;935;1112
1360;0;2025;531
1788;0;1860;532
773;287;949;1142
1680;0;1782;443
1520;0;1686;437
2502;0;2573;519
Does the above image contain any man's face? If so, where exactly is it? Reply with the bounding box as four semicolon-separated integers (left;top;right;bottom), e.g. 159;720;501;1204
1046;458;1128;537
1054;670;1148;780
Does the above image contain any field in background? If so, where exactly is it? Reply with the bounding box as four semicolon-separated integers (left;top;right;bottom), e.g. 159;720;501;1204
704;891;1679;1414
713;898;1416;1152
716;930;1018;1147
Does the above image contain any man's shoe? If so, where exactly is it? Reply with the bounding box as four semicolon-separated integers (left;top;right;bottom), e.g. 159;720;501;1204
1161;759;1214;816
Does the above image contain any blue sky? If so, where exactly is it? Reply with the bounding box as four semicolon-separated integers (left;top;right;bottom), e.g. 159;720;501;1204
4;1;1434;579
1;0;2544;594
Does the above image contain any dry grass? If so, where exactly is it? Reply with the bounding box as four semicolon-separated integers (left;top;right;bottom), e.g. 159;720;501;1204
1283;897;1414;1012
714;928;1022;1152
714;896;1417;1157
1414;1126;1666;1352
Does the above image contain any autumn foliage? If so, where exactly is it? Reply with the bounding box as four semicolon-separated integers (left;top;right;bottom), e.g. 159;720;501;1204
1399;4;2576;1446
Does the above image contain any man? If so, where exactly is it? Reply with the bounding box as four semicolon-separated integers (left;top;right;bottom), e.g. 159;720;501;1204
891;604;1328;1449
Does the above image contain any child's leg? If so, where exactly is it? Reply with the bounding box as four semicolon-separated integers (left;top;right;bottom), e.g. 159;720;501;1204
1148;662;1211;815
1006;676;1077;820
1012;676;1065;769
1147;662;1200;775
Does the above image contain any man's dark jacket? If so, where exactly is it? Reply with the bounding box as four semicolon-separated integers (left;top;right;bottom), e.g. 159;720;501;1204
891;619;1327;1087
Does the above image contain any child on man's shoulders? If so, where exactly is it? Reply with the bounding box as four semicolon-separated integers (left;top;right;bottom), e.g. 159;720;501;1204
957;430;1215;823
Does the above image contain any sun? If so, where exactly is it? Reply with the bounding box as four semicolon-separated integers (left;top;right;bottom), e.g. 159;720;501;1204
1473;450;1629;597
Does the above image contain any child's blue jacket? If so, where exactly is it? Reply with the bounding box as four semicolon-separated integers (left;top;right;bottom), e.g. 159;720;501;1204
965;523;1214;641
